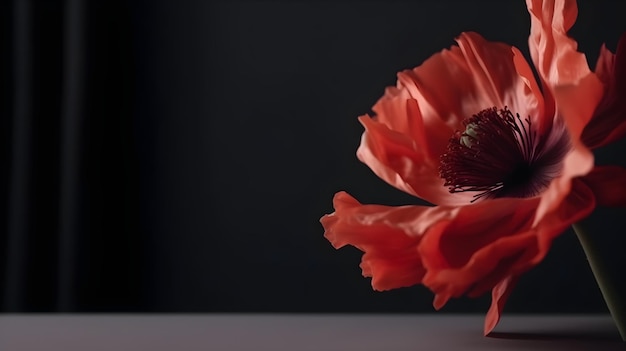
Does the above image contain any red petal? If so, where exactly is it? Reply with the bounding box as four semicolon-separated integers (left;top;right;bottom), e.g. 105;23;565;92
523;179;596;273
582;33;626;149
372;87;451;162
527;0;603;139
419;179;595;315
397;32;544;133
357;115;475;205
512;47;553;135
596;42;617;84
533;137;594;227
418;196;540;302
581;166;626;207
527;0;590;86
484;276;519;336
481;182;596;336
321;192;459;291
481;181;595;336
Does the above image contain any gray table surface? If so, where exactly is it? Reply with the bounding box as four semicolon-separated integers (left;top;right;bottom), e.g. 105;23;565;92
0;314;623;350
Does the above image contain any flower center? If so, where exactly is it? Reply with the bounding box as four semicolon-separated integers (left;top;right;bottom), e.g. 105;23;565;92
439;107;570;202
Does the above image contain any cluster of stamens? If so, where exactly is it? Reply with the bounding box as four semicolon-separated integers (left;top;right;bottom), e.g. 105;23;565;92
439;107;569;202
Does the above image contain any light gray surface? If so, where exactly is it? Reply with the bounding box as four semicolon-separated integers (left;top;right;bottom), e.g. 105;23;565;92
0;314;622;350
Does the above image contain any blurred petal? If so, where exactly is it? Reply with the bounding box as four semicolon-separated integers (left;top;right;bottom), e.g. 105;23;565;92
595;42;618;90
484;276;519;335
582;33;626;149
581;166;626;207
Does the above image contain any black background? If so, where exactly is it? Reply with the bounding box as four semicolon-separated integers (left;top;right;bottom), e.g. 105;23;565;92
1;0;625;314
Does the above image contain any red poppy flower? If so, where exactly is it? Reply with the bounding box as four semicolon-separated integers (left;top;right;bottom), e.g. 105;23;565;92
321;0;626;335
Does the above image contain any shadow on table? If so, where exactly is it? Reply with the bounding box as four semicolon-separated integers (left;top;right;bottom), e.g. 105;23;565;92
487;329;624;351
489;330;619;342
486;315;624;350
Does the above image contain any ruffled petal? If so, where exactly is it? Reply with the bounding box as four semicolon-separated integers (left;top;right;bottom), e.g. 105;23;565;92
418;178;595;313
527;0;590;86
397;32;544;132
512;47;552;134
372;87;451;162
582;33;626;149
520;179;595;276
481;180;595;335
581;166;626;207
527;0;604;139
418;196;540;307
454;33;545;128
480;182;594;336
321;192;460;291
356;115;475;205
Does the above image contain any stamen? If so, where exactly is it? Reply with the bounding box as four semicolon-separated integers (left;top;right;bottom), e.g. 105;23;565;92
439;107;569;202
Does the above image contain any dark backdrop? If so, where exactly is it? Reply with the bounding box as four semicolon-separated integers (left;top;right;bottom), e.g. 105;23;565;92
1;0;625;313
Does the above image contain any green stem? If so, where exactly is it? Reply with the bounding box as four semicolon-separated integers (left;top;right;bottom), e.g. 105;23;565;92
572;222;626;341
